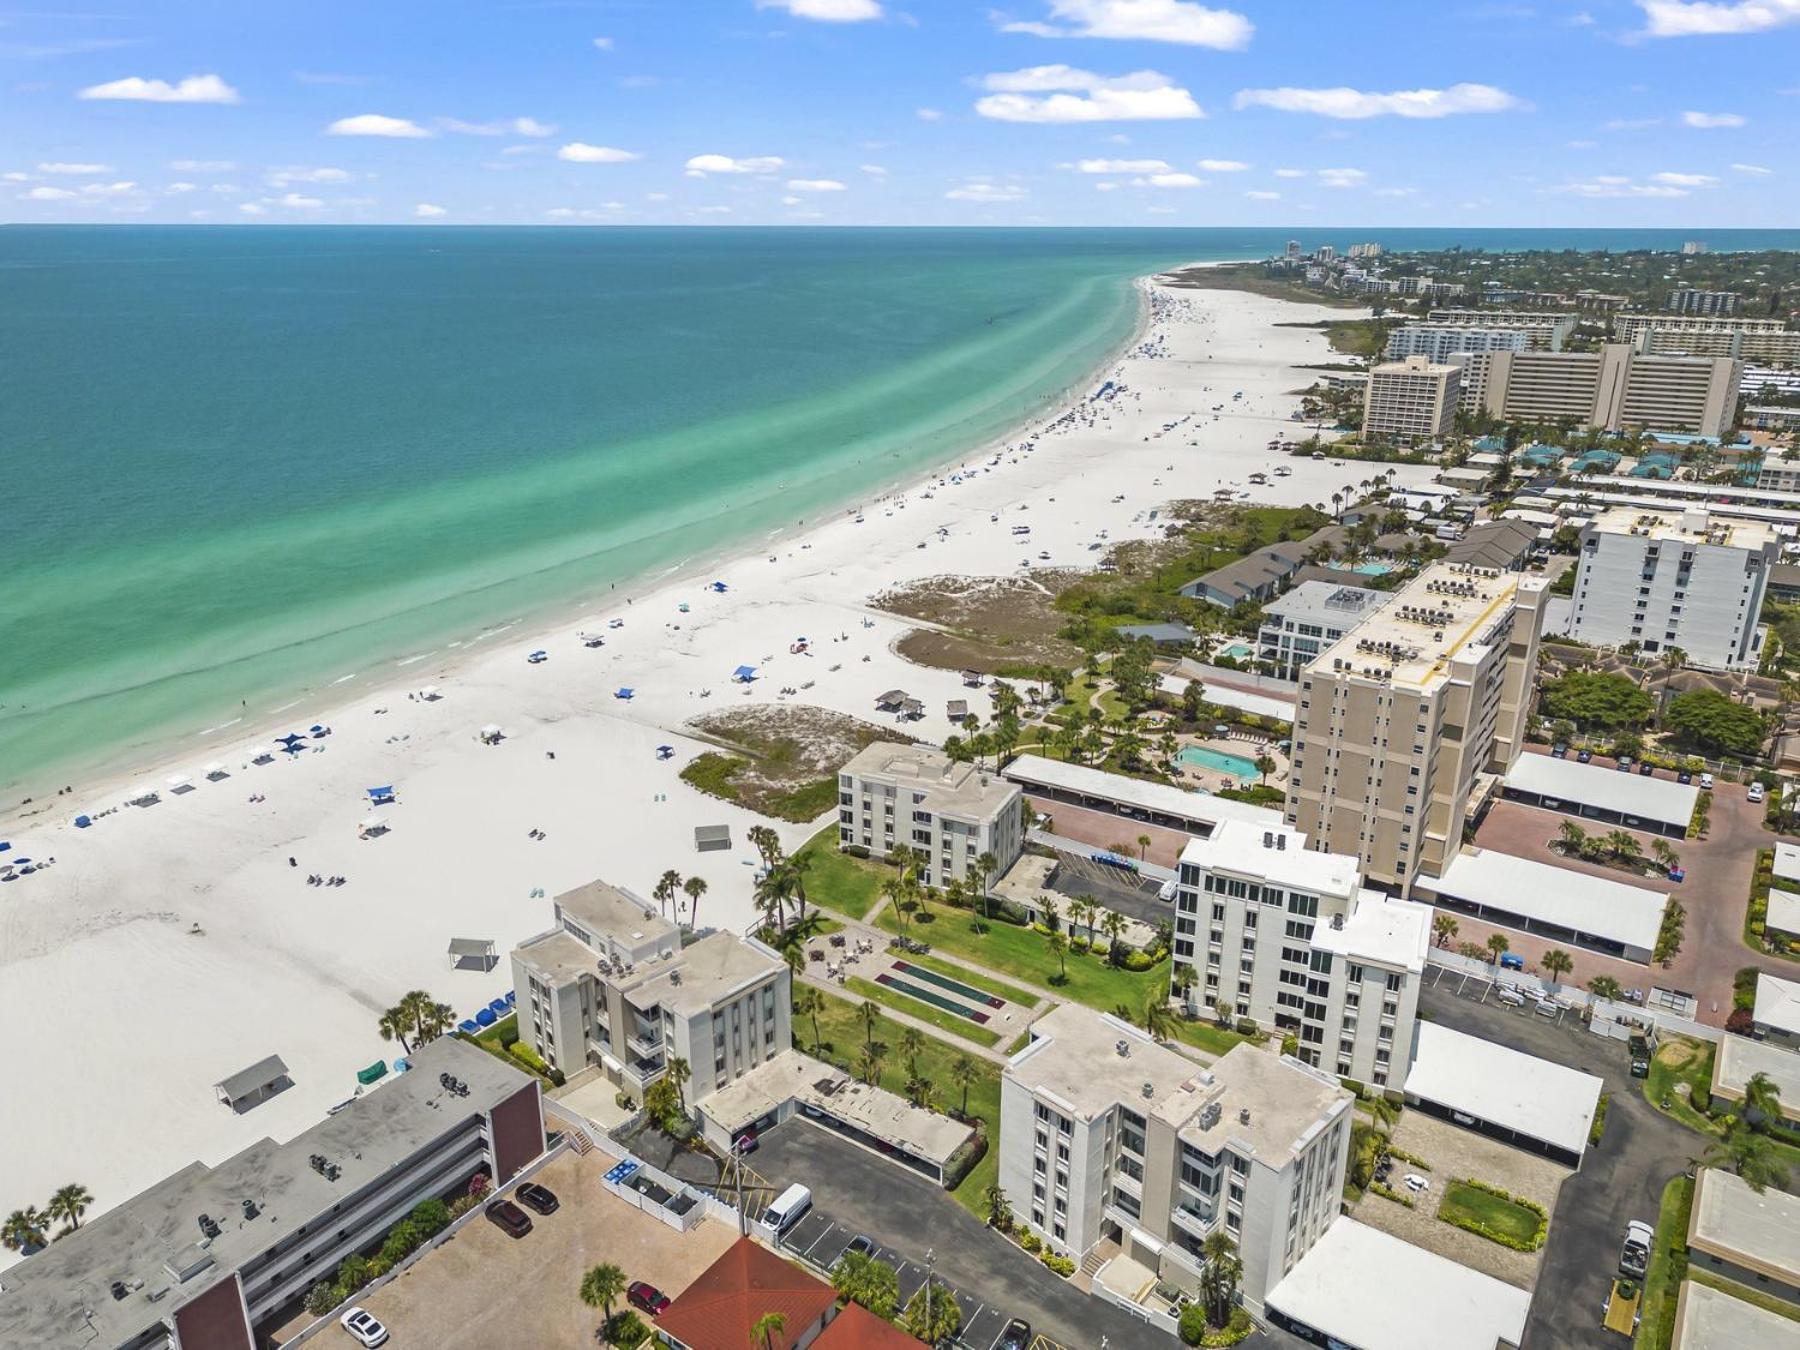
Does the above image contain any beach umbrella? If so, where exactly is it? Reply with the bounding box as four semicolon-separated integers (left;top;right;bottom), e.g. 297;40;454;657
614;687;634;700
366;786;395;803
733;665;756;682
73;816;92;829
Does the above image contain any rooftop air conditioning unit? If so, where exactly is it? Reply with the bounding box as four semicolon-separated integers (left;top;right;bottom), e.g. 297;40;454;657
1115;1039;1131;1057
1239;1107;1252;1124
1142;1081;1156;1099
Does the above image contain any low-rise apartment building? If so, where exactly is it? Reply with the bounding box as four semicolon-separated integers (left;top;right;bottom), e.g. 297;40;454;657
1384;324;1537;363
511;879;790;1104
0;1038;544;1350
1256;581;1389;679
1667;289;1741;317
1686;1167;1800;1305
1170;822;1431;1090
1454;345;1743;439
1568;507;1777;669
999;1004;1352;1315
838;741;1024;888
1425;309;1576;349
1362;356;1460;446
1286;562;1548;894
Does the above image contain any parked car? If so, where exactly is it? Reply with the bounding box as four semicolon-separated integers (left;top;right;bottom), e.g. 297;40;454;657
628;1281;671;1316
1616;755;1633;772
996;1318;1033;1350
1500;952;1526;971
840;1234;874;1263
1620;1220;1654;1279
516;1182;559;1215
1639;762;1655;776
1677;769;1693;785
1551;743;1568;758
1699;772;1714;790
733;1128;759;1155
484;1199;533;1239
1577;748;1593;764
1403;1173;1431;1192
1629;1034;1651;1079
1749;783;1767;804
340;1308;390;1348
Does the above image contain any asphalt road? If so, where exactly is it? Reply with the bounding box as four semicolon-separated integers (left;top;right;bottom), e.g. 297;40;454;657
1418;981;1698;1350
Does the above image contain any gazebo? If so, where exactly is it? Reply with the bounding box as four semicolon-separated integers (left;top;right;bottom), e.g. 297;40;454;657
446;937;497;973
214;1054;291;1113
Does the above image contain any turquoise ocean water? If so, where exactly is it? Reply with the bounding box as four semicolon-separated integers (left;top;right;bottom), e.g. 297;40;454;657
3;225;1798;797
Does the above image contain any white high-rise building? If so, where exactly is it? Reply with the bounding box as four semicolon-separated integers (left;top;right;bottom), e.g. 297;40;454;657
999;1003;1352;1315
1385;324;1536;363
1362;356;1460;446
1568;508;1778;669
1171;822;1432;1091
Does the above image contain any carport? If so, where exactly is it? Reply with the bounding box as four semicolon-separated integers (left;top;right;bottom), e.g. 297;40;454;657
1420;848;1667;963
1501;754;1697;839
1402;1022;1603;1168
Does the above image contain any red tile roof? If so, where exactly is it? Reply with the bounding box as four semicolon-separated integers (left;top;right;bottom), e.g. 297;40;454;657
813;1301;925;1348
656;1236;836;1350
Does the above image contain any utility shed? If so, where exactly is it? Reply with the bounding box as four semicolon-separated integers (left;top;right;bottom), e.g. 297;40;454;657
694;824;732;853
214;1055;290;1113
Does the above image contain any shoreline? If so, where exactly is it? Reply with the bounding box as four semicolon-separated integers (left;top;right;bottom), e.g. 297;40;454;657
0;267;1159;827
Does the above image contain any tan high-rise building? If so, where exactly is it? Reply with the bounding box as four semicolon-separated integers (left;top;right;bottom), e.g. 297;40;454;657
1362;355;1460;446
1454;344;1741;439
1285;563;1548;895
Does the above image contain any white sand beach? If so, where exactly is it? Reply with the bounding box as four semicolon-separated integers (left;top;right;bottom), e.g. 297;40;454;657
0;278;1440;1235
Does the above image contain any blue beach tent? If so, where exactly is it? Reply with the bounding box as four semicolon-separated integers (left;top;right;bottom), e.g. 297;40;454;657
366;786;396;804
733;665;757;682
656;745;675;760
710;580;729;593
487;998;509;1017
614;687;635;700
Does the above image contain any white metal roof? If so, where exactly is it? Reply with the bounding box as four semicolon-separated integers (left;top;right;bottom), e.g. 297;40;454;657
1157;673;1295;721
1266;1217;1531;1350
1713;1035;1800;1120
1755;972;1800;1038
1004;754;1283;832
1430;848;1669;953
1504;753;1699;829
1672;1278;1800;1350
1404;1022;1603;1157
1768;888;1800;937
1773;841;1800;886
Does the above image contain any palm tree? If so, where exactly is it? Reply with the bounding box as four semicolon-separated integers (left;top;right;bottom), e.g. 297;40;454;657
1039;894;1061;933
793;984;825;1051
856;1043;887;1086
859;998;881;1047
973;851;998;920
46;1183;92;1234
653;869;682;921
1485;932;1510;966
1556;820;1587;856
1432;914;1459;949
1047;929;1069;983
982;1182;1013;1231
1605;829;1642;864
751;1311;787;1350
1541;948;1573;989
898;1026;924;1077
580;1262;628;1327
1101;910;1128;966
665;1056;692;1114
377;1003;415;1055
682;875;708;929
1588;974;1623;1001
1743;1071;1783;1133
747;823;782;870
1703;1120;1791;1193
2;1207;47;1254
1143;995;1177;1042
1199;1231;1243;1328
1254;753;1276;784
410;994;454;1046
1650;839;1681;874
880;874;909;936
950;1056;980;1117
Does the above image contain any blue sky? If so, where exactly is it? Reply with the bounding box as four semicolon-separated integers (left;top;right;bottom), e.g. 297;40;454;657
1;0;1793;226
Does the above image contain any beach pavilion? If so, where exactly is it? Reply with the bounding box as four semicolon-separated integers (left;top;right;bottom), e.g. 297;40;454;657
214;1054;291;1114
446;937;498;973
695;824;732;853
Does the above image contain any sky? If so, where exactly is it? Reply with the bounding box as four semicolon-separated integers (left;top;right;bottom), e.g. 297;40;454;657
1;0;1795;227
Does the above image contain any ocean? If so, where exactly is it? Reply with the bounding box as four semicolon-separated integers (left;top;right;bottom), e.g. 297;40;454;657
3;225;1797;797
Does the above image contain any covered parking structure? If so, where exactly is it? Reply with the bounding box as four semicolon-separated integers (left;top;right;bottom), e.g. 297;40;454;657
1501;753;1697;839
1403;1022;1603;1168
1419;848;1668;963
1003;754;1280;841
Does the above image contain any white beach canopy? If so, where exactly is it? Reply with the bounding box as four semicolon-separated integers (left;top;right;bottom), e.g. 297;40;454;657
360;814;388;832
203;762;227;778
127;784;159;804
166;774;191;790
419;685;442;700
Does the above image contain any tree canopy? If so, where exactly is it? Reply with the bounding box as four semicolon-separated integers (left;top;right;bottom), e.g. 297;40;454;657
1540;671;1653;731
1664;688;1767;758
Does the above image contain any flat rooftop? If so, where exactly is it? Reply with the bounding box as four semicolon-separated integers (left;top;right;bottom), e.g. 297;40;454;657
1768;888;1800;937
1713;1036;1800;1122
1404;1022;1603;1158
1428;848;1669;955
1158;673;1295;722
1756;973;1800;1038
1180;822;1361;902
1588;506;1780;551
1689;1167;1800;1283
1309;562;1541;693
1261;580;1389;628
1503;753;1700;828
631;930;784;1016
841;741;1019;820
555;877;677;952
1266;1216;1531;1350
1173;1044;1351;1170
1311;894;1433;974
1007;1004;1204;1122
1005;754;1282;834
1773;841;1800;886
0;1038;533;1350
1671;1278;1800;1350
514;928;602;985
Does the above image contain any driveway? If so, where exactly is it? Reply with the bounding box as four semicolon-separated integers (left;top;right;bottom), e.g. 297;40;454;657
749;1118;1306;1350
1416;983;1701;1350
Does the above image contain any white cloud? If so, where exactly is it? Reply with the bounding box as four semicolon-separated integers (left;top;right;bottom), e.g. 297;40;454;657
165;182;198;194
238;202;267;215
1234;83;1521;119
1372;186;1418;197
39;161;112;175
440;116;557;137
171;159;235;172
646;191;670;202
559;142;642;163
415;202;447;217
327;114;433;138
1272;167;1307;178
79;180;138;196
592;36;615;51
1070;157;1171;172
1681;110;1746;127
25;185;76;200
1196;158;1249;171
781;195;803;205
685;153;784;175
998;0;1253;48
2;172;34;182
546;205;623;221
860;163;888;176
754;0;884;21
1555;176;1689;198
1639;0;1800;38
1137;171;1202;187
1317;167;1367;188
79;73;239;104
696;205;734;215
787;178;847;191
1604;117;1663;130
1244;189;1280;199
917;107;945;121
1652;170;1719;185
1094;181;1119;191
1732;161;1773;174
975;65;1203;122
946;179;1028;201
267;166;352;187
266;192;324;208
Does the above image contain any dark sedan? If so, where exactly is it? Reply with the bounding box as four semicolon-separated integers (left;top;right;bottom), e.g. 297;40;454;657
516;1182;559;1215
628;1281;671;1316
484;1199;533;1239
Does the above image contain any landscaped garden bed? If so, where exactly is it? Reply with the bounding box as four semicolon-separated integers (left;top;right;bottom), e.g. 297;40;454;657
1437;1178;1547;1252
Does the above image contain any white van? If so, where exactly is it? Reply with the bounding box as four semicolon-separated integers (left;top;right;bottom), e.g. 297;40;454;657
758;1183;812;1242
1534;999;1561;1018
1495;987;1526;1008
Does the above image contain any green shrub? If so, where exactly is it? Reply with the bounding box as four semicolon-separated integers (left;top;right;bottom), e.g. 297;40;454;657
1281;1033;1300;1057
507;1039;549;1073
1020;1231;1041;1254
1589;1093;1611;1147
1122;949;1158;972
410;1197;451;1235
1179;1303;1208;1346
605;1311;650;1347
844;844;871;859
1201;1308;1254;1348
1371;1182;1415;1208
1233;1017;1260;1037
304;1282;339;1317
1041;1252;1075;1276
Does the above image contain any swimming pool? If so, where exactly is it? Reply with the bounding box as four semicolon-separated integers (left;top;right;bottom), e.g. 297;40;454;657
1178;745;1262;780
1216;643;1253;660
1330;562;1394;577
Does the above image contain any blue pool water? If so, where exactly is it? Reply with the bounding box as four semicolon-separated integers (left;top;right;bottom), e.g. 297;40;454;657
1332;562;1395;577
1216;643;1253;660
1178;745;1262;780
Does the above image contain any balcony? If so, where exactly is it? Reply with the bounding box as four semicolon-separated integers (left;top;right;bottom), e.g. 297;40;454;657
626;1021;662;1056
1171;1202;1215;1240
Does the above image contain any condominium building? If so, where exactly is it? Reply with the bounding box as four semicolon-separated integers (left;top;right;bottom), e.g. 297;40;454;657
511;879;790;1103
1346;242;1383;259
1667;289;1741;317
1256;581;1390;679
1286;562;1549;894
838;741;1024;889
1362;356;1460;446
1384;324;1537;364
1615;312;1800;365
1616;313;1788;341
1454;345;1742;439
1569;507;1777;669
1170;822;1432;1090
999;1004;1352;1315
0;1037;544;1350
1425;309;1576;349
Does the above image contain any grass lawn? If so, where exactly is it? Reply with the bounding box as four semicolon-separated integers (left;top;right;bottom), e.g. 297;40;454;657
1169;1016;1256;1056
1637;1174;1694;1350
1438;1181;1545;1248
891;949;1042;1008
845;976;1002;1048
1644;1037;1720;1136
794;988;1002;1221
474;1013;517;1047
798;827;891;921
